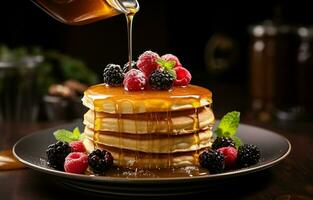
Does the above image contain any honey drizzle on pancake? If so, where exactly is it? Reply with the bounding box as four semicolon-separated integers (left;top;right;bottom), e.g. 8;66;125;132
116;103;124;166
85;85;213;169
194;107;201;164
147;113;154;169
93;99;101;149
133;102;141;168
153;112;159;169
147;113;152;168
167;110;173;168
134;112;139;167
84;84;212;113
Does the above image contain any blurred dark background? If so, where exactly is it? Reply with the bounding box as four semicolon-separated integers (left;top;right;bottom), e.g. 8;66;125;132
0;0;313;121
1;1;313;76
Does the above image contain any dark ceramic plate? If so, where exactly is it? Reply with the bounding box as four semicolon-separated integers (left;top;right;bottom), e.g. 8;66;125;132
13;120;291;197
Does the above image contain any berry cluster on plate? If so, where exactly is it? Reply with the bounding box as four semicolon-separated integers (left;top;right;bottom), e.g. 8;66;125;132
103;50;192;91
199;111;261;174
46;128;114;174
45;112;261;175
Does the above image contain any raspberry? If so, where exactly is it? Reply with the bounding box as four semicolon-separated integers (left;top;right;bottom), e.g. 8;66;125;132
88;149;114;173
137;51;160;76
174;67;192;86
217;147;238;169
103;64;124;86
70;141;86;153
46;141;71;170
161;54;182;68
123;69;147;91
64;152;88;174
149;69;174;90
199;149;225;174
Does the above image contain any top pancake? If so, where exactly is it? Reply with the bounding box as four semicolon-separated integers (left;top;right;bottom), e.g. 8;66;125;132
82;84;212;114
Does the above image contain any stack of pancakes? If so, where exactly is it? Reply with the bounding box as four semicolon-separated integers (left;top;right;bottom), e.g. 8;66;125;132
82;84;214;169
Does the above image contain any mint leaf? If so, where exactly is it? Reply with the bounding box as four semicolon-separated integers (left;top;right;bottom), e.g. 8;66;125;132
53;129;75;142
232;136;242;148
156;59;165;67
72;127;81;137
72;127;85;140
164;60;176;70
157;58;176;69
53;127;82;142
167;69;177;79
214;111;240;137
156;58;177;79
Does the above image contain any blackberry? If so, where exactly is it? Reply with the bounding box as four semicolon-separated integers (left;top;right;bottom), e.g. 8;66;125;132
237;144;261;168
103;64;124;86
212;136;236;149
46;141;72;170
123;61;137;73
199;149;225;174
88;149;113;173
149;69;174;90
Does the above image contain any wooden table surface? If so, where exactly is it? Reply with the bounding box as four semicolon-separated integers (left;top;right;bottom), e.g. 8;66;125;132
0;117;312;200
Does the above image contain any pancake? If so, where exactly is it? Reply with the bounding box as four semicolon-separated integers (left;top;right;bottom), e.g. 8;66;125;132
83;107;214;134
83;138;209;168
82;84;212;114
82;84;214;169
84;127;213;153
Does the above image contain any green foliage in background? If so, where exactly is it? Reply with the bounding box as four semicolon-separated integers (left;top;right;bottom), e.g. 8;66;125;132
0;44;99;94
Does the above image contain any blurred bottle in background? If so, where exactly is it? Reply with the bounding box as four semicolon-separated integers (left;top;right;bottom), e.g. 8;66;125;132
249;21;313;121
36;50;99;121
0;46;99;123
0;46;43;122
294;27;313;118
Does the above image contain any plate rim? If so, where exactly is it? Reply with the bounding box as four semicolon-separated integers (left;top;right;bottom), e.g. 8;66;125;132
13;122;291;183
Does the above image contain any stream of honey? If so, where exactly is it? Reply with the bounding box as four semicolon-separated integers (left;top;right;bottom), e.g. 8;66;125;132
34;0;138;70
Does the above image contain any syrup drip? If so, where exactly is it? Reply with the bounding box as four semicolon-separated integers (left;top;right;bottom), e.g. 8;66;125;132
134;113;139;167
85;84;213;113
93;100;100;149
146;114;150;169
147;113;152;169
194;107;201;164
115;103;123;166
149;112;157;169
166;110;173;168
86;85;213;169
155;112;160;169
